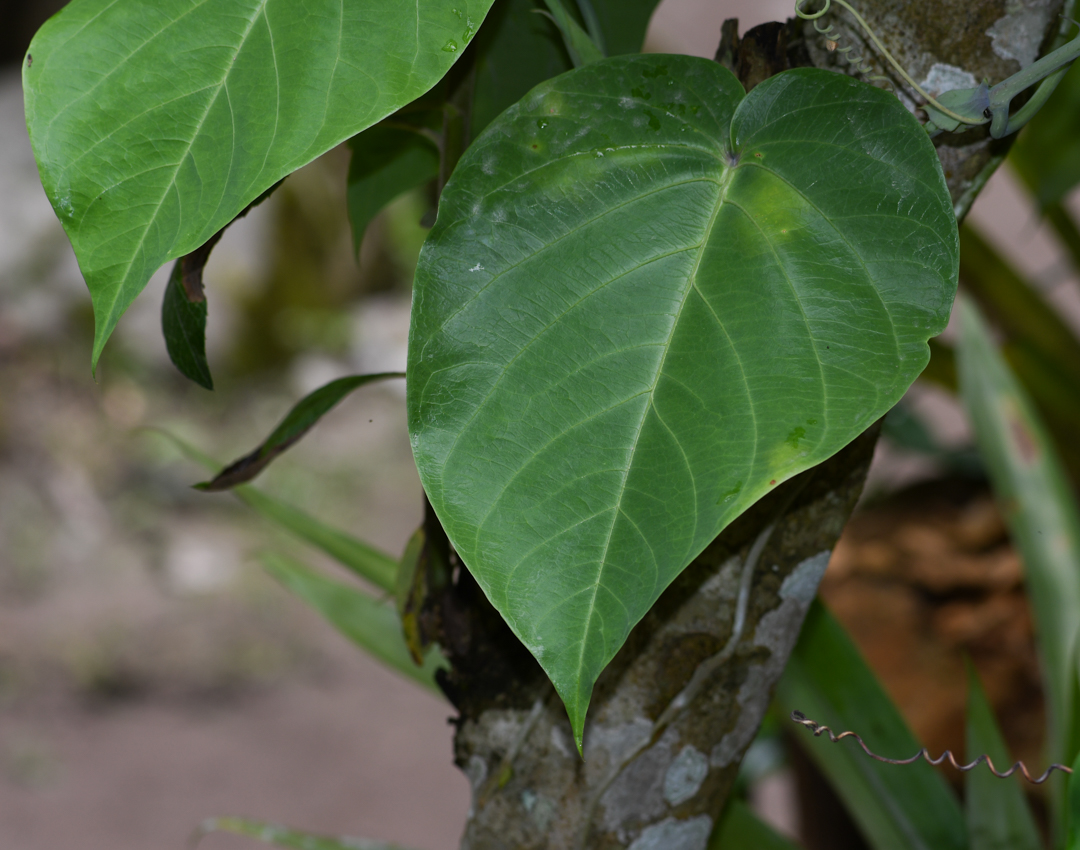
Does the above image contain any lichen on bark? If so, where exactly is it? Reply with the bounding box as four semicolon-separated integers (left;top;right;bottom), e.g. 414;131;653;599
796;0;1066;212
447;430;878;850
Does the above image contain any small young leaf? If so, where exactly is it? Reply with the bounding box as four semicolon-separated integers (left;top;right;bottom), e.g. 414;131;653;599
396;526;426;616
195;817;418;850
957;296;1080;768
161;256;213;390
347;118;440;253
394;524;451;665
777;601;967;850
965;662;1042;850
709;799;801;850
160;176;282;388
409;56;958;743
198;372;404;491
262;553;446;694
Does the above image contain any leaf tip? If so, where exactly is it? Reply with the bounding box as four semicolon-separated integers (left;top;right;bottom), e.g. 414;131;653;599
561;691;590;760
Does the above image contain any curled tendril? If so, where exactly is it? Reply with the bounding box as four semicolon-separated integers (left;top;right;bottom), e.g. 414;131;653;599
791;711;1074;785
794;0;975;126
794;0;891;87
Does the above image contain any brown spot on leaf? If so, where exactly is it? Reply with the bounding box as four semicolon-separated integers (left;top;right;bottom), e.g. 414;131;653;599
1008;412;1039;466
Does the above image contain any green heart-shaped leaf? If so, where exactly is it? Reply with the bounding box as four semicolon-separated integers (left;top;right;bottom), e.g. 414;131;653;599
23;0;495;368
407;55;958;743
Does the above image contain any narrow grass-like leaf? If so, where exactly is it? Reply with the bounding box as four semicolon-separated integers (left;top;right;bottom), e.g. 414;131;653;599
239;488;397;593
709;799;801;850
23;0;497;368
575;0;606;54
262;553;445;694
1010;59;1080;211
587;0;658;56
1068;750;1080;849
956;296;1080;767
161;257;212;389
198;373;404;491
965;662;1042;850
882;402;982;476
195;817;418;850
959;224;1080;391
777;602;967;850
540;0;605;67
409;56;958;741
146;428;398;592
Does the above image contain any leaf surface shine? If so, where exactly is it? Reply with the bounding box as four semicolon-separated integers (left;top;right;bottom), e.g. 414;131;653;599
408;55;959;744
23;0;495;368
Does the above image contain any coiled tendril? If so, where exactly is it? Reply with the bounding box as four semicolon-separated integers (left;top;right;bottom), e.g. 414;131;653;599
791;711;1074;785
794;0;974;126
795;0;891;87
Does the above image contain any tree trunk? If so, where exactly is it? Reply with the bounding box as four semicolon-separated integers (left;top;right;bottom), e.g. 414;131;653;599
434;2;1067;847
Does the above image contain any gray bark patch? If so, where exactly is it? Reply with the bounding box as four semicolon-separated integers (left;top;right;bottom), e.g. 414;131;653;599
987;1;1054;66
600;727;677;833
711;550;831;767
627;816;713;850
663;746;709;806
919;63;978;95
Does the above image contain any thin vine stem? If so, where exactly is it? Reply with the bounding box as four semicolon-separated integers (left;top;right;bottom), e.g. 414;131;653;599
795;0;975;125
791;711;1074;784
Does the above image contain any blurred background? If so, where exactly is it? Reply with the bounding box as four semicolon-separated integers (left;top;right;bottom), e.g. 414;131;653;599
1;1;1079;848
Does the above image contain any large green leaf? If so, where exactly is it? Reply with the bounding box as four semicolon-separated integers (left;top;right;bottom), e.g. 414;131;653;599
407;55;958;741
777;602;967;850
964;663;1042;850
23;0;496;368
956;296;1080;766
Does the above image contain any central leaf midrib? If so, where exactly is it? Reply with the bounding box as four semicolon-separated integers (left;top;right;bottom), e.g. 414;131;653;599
568;157;737;699
428;175;722;491
100;0;272;335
